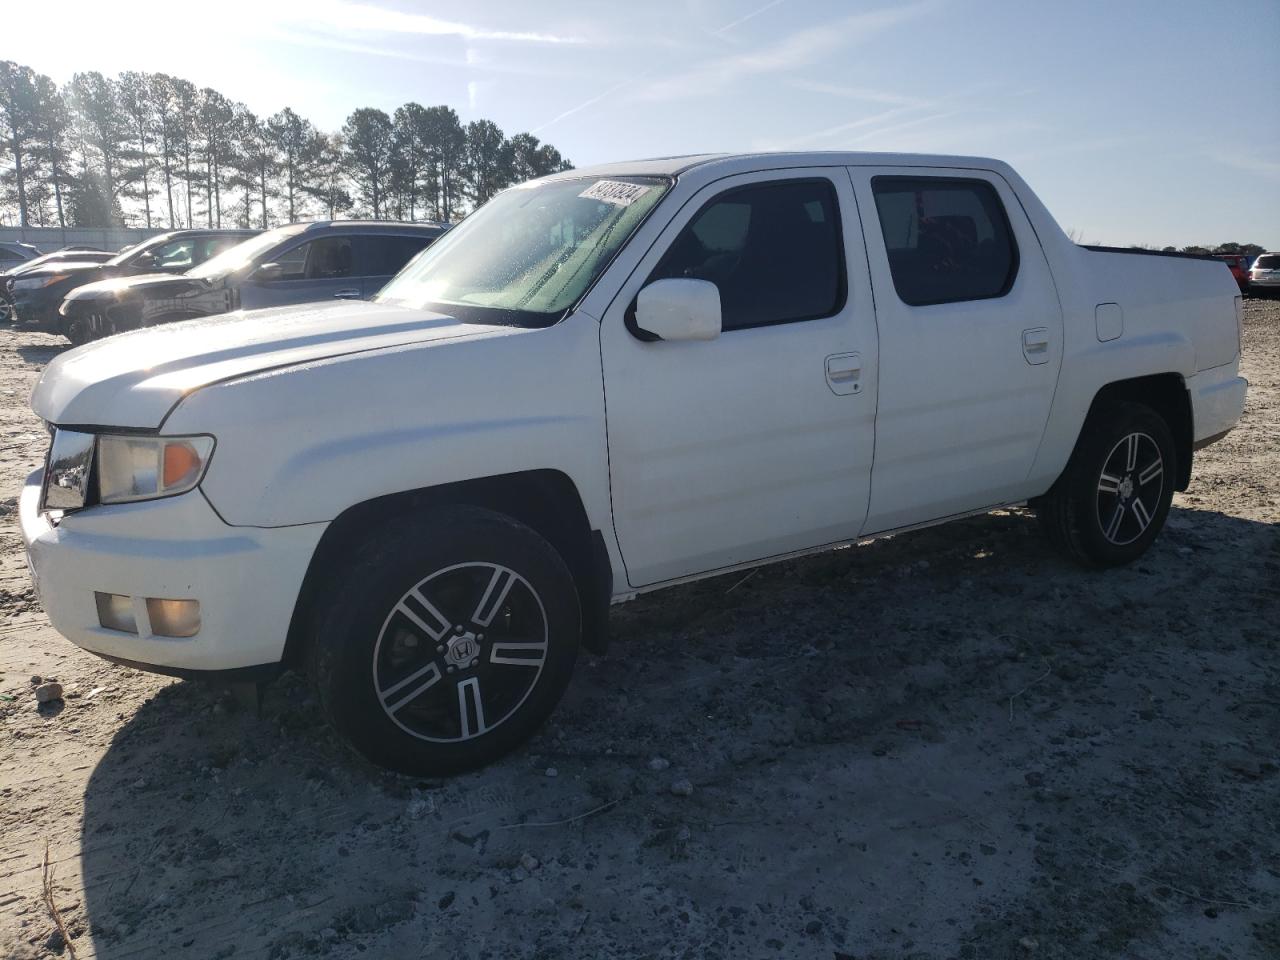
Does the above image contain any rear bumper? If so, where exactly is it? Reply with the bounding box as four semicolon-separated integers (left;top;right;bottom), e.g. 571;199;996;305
1187;364;1247;446
1249;277;1280;290
20;470;327;672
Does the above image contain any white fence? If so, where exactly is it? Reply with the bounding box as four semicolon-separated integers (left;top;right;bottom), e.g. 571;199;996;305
0;226;170;253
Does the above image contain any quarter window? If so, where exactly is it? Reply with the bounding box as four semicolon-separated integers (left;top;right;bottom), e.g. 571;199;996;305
649;178;845;331
871;176;1018;306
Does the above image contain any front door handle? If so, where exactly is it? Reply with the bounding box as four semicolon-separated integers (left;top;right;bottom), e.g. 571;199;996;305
1022;327;1050;365
825;352;863;396
334;288;362;300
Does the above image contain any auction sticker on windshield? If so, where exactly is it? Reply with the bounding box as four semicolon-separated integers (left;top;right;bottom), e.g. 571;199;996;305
578;180;652;207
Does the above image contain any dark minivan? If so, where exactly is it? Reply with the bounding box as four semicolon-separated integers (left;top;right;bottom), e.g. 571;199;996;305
60;221;448;343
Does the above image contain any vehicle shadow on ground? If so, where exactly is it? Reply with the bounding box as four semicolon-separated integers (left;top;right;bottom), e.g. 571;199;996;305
78;506;1279;959
15;341;69;366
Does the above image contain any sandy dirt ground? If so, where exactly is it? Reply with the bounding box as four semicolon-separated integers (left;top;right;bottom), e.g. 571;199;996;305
1;301;1277;960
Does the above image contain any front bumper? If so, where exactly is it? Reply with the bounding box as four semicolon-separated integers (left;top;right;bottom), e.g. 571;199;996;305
12;289;64;331
20;469;327;672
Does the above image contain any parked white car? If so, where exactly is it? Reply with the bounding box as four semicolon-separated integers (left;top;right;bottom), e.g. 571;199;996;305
22;153;1247;774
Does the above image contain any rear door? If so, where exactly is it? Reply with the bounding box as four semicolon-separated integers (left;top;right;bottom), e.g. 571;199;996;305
357;234;438;298
600;168;878;587
849;166;1063;533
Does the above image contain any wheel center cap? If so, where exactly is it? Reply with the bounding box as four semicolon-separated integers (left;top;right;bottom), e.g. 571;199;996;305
1119;476;1135;499
445;634;479;668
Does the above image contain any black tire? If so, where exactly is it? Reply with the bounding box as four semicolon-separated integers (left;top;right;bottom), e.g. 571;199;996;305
64;317;90;346
1036;402;1176;568
308;505;581;775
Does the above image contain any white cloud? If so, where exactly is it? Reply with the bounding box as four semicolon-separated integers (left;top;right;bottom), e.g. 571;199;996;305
531;73;657;135
302;0;585;44
635;1;939;101
1210;148;1280;181
788;79;934;109
714;0;790;38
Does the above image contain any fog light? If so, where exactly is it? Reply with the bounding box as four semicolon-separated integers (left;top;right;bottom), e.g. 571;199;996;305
146;598;201;638
95;592;138;634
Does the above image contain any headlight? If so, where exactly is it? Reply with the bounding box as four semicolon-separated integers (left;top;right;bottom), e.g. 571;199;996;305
42;429;95;511
41;431;215;512
14;274;69;290
97;435;215;504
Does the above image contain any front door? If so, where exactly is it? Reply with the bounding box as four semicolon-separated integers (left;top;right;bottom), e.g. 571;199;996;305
240;235;361;309
849;167;1064;534
600;169;878;588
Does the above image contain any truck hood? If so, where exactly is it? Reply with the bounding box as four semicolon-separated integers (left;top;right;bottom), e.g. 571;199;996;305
31;300;508;429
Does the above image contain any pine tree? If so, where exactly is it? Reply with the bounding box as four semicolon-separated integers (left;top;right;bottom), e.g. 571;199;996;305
341;108;394;218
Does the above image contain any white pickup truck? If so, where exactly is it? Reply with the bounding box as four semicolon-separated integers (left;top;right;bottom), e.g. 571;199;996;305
22;153;1247;774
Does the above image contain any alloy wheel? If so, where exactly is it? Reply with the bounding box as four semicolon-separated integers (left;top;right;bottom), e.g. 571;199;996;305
371;562;548;743
1096;431;1164;546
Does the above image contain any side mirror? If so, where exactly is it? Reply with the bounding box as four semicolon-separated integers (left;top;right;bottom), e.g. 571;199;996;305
134;253;159;269
633;278;721;342
253;262;284;283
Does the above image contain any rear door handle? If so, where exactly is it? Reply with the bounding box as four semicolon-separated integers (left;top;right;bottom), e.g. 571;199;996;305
1022;327;1050;365
825;352;863;395
334;288;362;300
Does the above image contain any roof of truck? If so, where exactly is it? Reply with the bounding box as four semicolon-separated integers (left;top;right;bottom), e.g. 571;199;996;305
541;151;1012;181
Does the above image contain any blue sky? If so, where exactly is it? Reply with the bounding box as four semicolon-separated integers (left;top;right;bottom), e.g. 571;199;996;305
6;0;1278;247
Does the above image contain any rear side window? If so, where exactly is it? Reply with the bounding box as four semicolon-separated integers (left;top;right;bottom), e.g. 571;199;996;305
649;178;845;331
362;235;436;277
871;176;1018;306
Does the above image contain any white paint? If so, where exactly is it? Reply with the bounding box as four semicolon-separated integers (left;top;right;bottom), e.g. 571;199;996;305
24;151;1247;672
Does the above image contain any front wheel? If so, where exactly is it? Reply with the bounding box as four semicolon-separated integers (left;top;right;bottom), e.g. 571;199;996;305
1036;402;1176;568
308;506;581;775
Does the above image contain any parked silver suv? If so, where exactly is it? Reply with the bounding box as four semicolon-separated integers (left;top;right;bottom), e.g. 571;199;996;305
1249;253;1280;297
60;221;448;342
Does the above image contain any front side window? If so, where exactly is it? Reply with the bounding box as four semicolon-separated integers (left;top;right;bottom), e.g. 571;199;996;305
376;176;669;327
648;178;845;331
188;224;310;279
871;176;1018;306
150;239;197;269
305;237;353;279
266;237;353;281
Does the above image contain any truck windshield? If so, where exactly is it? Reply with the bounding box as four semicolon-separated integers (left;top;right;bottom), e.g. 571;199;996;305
376;176;670;326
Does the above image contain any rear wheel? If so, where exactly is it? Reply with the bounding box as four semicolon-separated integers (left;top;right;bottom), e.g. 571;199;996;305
308;505;581;775
1036;402;1176;567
